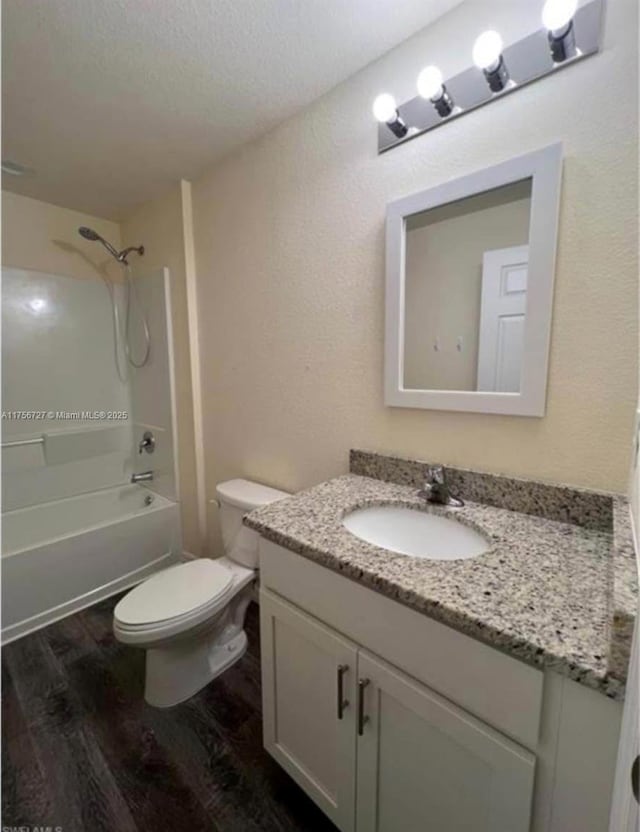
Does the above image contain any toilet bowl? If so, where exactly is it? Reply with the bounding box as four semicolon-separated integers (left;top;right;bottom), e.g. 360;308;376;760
113;478;289;707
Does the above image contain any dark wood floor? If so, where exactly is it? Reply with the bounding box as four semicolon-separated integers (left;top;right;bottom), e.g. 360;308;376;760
2;597;338;832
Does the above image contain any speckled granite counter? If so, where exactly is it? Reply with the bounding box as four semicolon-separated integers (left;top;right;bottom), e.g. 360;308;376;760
245;470;638;701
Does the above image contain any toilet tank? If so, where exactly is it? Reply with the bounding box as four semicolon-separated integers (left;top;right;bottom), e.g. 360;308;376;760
215;479;289;568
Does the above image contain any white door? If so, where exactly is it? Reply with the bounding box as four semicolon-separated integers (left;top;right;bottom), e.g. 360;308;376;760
355;650;535;832
260;589;358;831
477;245;529;393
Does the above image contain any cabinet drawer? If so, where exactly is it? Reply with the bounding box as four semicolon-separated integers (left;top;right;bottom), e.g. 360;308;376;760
260;539;543;749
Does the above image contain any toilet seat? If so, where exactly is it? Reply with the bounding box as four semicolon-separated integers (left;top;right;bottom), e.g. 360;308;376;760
113;557;255;647
114;559;239;638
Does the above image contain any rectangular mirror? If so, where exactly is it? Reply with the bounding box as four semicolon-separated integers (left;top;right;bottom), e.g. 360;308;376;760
385;144;562;416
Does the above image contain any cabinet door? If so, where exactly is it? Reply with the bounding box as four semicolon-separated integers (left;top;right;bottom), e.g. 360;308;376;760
356;650;535;832
260;589;358;831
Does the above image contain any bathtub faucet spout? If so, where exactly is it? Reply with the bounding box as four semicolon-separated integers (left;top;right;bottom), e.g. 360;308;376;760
131;471;154;483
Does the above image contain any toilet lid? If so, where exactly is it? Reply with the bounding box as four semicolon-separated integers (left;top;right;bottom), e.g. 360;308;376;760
114;559;233;626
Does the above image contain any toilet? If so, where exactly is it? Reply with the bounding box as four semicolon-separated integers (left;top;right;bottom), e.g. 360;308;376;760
113;478;289;707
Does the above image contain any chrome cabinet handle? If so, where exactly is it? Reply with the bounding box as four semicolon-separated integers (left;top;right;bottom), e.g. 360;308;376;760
337;664;349;720
358;678;370;736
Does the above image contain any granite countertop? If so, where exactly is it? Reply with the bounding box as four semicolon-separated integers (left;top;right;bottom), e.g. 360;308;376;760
245;471;638;700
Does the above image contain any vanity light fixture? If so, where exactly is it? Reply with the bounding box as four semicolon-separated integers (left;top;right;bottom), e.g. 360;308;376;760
542;0;579;62
472;30;510;92
374;0;603;154
372;93;408;138
417;66;455;117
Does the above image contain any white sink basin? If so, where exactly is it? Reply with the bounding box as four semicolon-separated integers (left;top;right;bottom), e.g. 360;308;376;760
342;505;488;561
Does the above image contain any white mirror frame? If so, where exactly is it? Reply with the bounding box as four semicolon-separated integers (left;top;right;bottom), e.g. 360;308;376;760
385;143;563;417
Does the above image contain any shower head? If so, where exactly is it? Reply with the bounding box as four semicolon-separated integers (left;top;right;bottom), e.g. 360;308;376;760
78;226;121;260
77;227;144;265
78;226;101;241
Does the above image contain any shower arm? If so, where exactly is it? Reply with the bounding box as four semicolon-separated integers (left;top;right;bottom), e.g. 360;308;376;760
117;245;145;265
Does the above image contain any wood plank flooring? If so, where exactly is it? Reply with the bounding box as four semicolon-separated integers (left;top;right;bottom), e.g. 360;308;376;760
2;597;338;832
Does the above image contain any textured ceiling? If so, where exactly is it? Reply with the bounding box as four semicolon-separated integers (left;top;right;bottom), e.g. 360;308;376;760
2;0;463;219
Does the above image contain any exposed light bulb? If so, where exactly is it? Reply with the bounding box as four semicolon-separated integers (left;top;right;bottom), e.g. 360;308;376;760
372;93;398;124
542;0;578;32
543;0;579;61
472;30;504;70
416;65;454;117
417;66;444;101
372;93;409;138
473;30;510;92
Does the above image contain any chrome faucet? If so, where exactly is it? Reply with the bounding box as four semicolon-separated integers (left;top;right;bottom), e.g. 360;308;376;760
131;470;154;483
419;465;464;507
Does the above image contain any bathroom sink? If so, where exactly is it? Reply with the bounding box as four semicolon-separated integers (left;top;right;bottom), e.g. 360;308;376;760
342;505;488;560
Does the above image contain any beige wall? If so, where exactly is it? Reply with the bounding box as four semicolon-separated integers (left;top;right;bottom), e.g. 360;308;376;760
192;0;638;553
2;190;122;282
121;183;201;554
404;183;531;390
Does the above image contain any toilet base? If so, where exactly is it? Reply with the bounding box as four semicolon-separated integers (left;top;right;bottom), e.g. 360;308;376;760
144;628;248;708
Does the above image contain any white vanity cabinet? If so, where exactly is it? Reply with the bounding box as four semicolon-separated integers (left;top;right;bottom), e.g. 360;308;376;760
259;540;623;832
261;588;534;832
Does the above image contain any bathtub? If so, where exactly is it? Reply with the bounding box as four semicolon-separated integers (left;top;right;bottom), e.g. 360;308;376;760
1;484;181;644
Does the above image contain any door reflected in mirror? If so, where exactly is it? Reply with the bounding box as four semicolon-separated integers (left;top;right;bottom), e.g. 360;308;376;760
403;179;532;393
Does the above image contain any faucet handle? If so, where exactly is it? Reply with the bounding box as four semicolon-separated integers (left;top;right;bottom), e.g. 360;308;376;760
426;464;445;484
138;430;155;455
